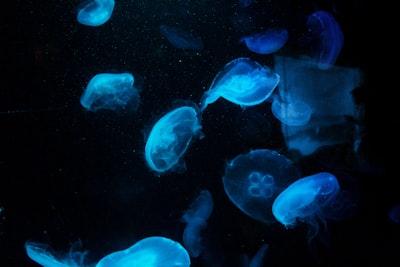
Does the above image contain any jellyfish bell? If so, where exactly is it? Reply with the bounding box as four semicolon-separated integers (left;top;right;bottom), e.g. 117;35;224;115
222;149;301;223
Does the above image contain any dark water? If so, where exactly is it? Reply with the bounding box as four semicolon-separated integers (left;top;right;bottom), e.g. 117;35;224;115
1;0;389;266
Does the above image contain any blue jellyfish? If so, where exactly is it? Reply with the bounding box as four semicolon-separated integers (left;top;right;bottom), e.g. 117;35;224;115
181;189;214;258
389;203;400;224
200;58;280;111
159;25;204;50
306;10;344;70
222;149;301;223
271;93;312;126
96;236;191;267
240;28;288;54
80;72;141;112
249;244;269;267
144;105;203;174
25;240;88;267
272;172;340;240
77;0;115;27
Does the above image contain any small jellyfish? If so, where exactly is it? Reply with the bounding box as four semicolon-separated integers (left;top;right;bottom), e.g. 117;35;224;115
181;189;214;258
96;236;191;267
222;149;300;223
200;58;280;111
160;25;204;50
271;93;312;126
77;0;115;27
306;10;344;70
144;105;203;174
80;72;141;112
272;172;340;240
240;28;288;54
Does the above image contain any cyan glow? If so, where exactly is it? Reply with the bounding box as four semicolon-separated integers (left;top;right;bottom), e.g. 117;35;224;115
222;149;300;223
200;58;280;111
144;105;203;174
181;190;214;258
160;25;204;50
80;72;140;112
272;172;340;233
306;10;344;70
96;236;190;267
25;240;87;267
77;0;115;27
240;28;288;54
271;93;312;126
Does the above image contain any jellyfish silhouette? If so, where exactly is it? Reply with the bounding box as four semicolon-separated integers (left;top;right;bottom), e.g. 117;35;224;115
144;105;203;174
96;236;191;267
222;149;300;223
200;57;280;111
272;172;340;241
240;28;288;54
77;0;115;27
159;24;204;50
181;189;214;258
80;72;141;112
271;92;312;126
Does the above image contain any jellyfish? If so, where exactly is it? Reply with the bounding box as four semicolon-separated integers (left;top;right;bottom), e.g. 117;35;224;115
240;28;288;55
389;204;400;224
160;25;204;50
181;189;214;258
222;149;301;223
249;244;269;267
271;93;312;126
77;0;115;27
200;57;280;111
96;236;191;267
25;240;88;267
80;72;141;112
272;172;340;240
144;105;203;174
306;10;344;70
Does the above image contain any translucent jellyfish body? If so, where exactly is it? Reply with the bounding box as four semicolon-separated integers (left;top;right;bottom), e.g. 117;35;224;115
96;236;190;267
144;105;203;174
271;93;312;126
272;172;340;230
77;0;115;27
80;72;140;112
200;57;280;111
222;149;300;223
240;28;288;54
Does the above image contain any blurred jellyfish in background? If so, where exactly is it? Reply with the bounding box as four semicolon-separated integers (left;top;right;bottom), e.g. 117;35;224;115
96;236;190;267
272;55;363;157
223;149;301;223
77;0;115;27
389;204;400;224
25;240;89;267
272;172;341;241
144;104;203;174
200;57;280;111
240;28;289;55
159;24;204;50
305;10;344;70
80;72;141;112
181;189;214;258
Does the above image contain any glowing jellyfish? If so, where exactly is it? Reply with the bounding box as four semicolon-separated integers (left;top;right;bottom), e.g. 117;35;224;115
144;105;203;174
200;57;280;111
306;10;344;70
272;172;340;239
160;25;204;50
181;189;213;258
77;0;115;27
96;236;190;267
271;93;312;126
25;240;88;267
80;72;141;112
222;149;300;223
240;28;288;54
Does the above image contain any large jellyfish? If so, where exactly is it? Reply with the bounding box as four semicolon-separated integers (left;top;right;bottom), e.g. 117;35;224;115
144;105;203;174
200;58;280;111
240;28;288;54
222;149;300;223
77;0;115;27
272;172;340;240
96;236;191;267
181;189;214;258
80;72;141;112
